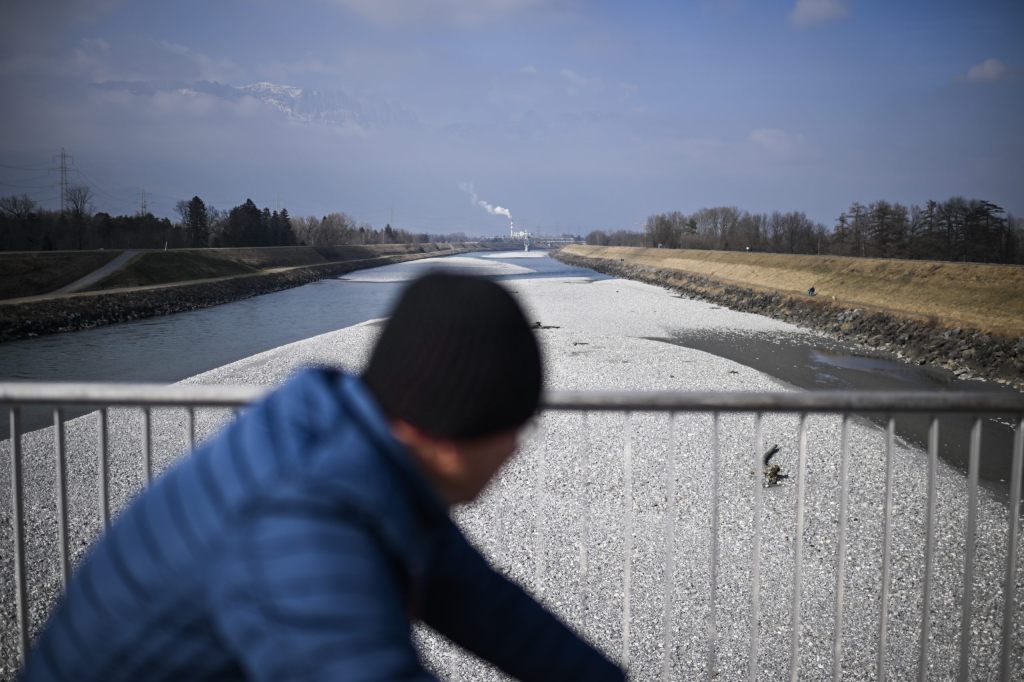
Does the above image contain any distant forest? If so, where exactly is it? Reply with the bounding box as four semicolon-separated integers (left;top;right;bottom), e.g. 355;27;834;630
587;198;1024;265
0;191;469;251
2;189;1022;264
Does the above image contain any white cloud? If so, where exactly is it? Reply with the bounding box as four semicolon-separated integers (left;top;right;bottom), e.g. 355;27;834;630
748;128;809;157
71;38;113;79
157;41;240;83
559;68;602;94
263;56;335;84
789;0;848;28
330;0;552;25
0;0;122;56
966;58;1009;83
69;37;240;83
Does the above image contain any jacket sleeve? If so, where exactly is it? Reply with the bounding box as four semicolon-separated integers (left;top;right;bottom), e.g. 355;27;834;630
418;525;625;681
207;490;436;682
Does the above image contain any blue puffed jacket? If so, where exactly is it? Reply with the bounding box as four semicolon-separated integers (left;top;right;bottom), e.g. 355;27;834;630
23;367;623;681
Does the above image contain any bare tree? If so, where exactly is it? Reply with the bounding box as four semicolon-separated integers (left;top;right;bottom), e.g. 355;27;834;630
288;215;316;245
0;194;38;219
175;199;190;225
65;184;94;218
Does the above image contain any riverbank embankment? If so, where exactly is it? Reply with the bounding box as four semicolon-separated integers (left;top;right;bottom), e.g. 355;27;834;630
0;251;120;299
553;245;1024;389
0;243;475;342
0;244;475;300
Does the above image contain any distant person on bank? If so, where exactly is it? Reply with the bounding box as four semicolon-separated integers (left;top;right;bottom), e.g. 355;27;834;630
23;273;623;681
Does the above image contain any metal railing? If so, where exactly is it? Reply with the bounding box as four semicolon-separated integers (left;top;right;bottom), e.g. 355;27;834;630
2;383;1023;680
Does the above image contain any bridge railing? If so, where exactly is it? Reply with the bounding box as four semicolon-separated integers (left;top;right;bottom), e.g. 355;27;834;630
1;384;1022;680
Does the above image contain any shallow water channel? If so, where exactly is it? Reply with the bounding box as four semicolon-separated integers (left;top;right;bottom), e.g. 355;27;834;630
652;329;1022;500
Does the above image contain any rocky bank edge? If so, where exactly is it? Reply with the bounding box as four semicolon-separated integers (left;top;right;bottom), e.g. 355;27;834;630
553;249;1024;391
0;246;472;343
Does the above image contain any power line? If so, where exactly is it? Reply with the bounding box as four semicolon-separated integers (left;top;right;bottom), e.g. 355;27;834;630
2;172;54;183
0;157;59;208
68;159;109;195
0;162;52;171
68;160;138;211
5;152;186;217
0;181;55;190
8;189;54;203
0;168;55;181
70;158;174;210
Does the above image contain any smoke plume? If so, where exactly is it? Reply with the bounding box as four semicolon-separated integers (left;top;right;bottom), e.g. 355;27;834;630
459;181;512;221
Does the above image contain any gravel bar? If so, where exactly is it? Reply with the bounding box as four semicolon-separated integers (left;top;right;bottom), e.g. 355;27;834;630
2;253;1022;680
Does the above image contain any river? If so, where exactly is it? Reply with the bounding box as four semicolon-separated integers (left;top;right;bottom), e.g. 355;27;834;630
0;252;601;385
2;251;1021;679
1;250;1020;495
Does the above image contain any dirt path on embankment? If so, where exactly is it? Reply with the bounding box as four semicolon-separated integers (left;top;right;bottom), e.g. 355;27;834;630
48;250;141;296
0;246;474;342
553;246;1024;390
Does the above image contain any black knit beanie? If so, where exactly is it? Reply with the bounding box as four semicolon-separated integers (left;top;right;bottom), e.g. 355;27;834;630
362;272;543;440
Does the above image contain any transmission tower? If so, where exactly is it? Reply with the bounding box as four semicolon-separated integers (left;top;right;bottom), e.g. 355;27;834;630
139;189;148;216
59;147;68;216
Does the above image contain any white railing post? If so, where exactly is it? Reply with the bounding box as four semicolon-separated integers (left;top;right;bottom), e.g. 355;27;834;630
9;407;29;666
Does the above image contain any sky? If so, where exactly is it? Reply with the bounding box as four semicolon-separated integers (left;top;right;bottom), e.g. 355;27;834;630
0;0;1021;237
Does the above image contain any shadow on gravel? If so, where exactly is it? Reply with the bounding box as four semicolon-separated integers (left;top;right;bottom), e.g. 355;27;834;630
648;329;1023;502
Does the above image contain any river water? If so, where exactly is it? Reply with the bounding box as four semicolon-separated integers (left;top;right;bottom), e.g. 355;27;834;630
1;251;1020;496
0;252;601;385
652;330;1022;499
0;253;605;435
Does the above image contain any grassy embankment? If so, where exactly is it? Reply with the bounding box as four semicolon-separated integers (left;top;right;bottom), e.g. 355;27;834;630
562;245;1024;338
0;244;459;299
0;251;120;299
86;244;448;290
0;243;476;341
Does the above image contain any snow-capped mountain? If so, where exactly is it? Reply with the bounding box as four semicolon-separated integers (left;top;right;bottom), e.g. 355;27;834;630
95;80;419;131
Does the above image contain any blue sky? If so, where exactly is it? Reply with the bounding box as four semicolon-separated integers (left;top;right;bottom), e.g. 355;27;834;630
1;0;1021;236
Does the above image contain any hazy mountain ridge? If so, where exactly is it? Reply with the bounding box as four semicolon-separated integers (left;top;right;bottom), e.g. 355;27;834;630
94;80;419;130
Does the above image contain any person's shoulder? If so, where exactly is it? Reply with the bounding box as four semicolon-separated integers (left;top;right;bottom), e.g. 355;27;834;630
278;365;345;396
256;366;350;425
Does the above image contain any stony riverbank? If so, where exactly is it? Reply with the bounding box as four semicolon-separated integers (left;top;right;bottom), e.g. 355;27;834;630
2;259;1021;680
0;246;470;342
553;249;1024;391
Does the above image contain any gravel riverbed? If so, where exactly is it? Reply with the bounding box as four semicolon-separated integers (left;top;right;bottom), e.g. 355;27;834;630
2;253;1022;680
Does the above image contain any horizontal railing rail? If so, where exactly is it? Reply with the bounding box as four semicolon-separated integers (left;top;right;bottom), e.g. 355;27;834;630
0;382;265;407
2;382;1022;680
2;382;1024;413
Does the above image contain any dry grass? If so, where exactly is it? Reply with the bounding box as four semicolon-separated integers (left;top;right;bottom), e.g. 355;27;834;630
72;244;457;291
196;247;329;269
87;251;260;289
0;251;119;299
563;245;1024;338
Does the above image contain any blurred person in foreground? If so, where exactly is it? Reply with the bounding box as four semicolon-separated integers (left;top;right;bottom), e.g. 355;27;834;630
23;272;623;681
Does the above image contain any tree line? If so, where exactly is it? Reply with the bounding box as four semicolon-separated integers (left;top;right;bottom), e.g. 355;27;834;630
586;197;1024;264
0;189;467;251
4;187;1021;263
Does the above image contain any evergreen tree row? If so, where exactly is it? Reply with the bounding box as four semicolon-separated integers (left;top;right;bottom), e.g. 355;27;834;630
0;193;466;251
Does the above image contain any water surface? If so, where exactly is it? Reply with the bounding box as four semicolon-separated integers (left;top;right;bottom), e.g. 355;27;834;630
652;329;1022;499
0;251;602;435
